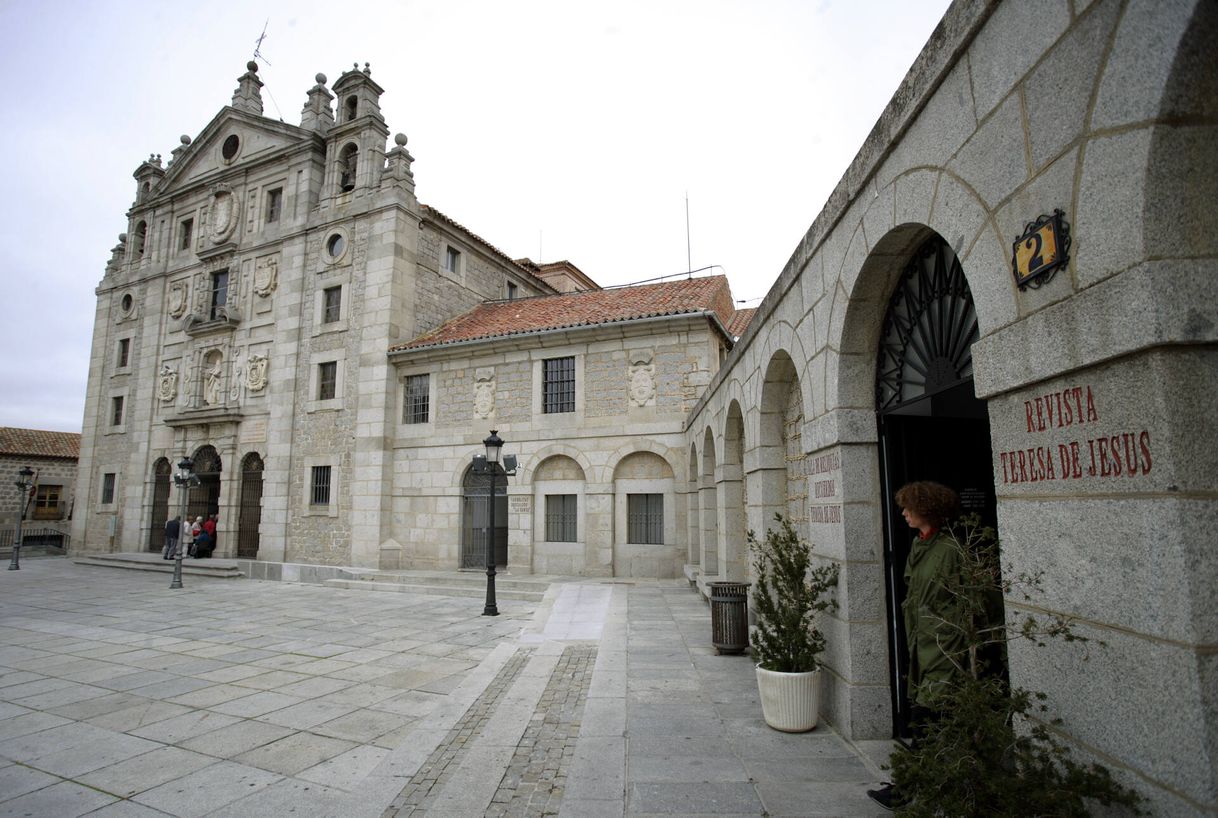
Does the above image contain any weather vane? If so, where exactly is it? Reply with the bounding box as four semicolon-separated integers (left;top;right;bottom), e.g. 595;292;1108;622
254;19;271;65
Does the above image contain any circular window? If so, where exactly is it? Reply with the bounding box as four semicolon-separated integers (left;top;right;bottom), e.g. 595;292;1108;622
120;293;134;316
221;134;240;161
327;234;346;259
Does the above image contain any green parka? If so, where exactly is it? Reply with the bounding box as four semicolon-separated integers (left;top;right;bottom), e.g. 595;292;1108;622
902;529;968;707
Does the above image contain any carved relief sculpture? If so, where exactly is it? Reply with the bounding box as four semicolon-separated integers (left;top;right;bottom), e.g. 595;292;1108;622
628;350;656;407
208;186;239;244
158;365;178;402
168;281;188;318
253;254;279;296
474;368;496;418
246;353;268;392
204;354;224;406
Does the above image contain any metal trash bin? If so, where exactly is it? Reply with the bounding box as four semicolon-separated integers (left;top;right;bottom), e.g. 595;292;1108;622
709;581;751;655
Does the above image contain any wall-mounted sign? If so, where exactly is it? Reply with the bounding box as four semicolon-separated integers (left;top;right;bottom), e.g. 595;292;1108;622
1012;209;1071;290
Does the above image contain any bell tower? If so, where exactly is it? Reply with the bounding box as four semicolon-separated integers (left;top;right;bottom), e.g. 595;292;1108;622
322;62;389;204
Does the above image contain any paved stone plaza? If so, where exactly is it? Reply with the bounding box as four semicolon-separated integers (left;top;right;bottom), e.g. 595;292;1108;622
0;558;889;816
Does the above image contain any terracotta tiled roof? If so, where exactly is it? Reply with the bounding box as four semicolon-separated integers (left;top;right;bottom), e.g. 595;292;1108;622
392;275;739;352
0;427;81;459
726;308;756;339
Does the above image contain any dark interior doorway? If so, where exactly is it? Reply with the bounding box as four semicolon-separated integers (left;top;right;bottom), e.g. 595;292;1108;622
874;234;1002;740
461;466;508;570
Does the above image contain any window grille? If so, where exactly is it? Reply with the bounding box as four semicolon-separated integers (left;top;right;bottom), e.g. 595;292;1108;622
545;494;577;542
318;361;337;400
322;286;342;324
543;356;575;414
310;465;331;505
403;374;429;424
101;473;116;505
627;493;664;544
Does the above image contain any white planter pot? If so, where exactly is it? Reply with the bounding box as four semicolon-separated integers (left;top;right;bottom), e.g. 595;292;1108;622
756;665;821;732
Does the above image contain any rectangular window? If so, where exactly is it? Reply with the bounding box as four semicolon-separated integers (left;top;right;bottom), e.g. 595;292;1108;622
627;494;664;544
322;285;342;324
545;494;577;542
266;187;283;223
318;361;337;400
507;281;518;300
403;374;430;424
33;485;62;520
310;465;331;505
111;396;124;426
180;218;193;250
444;246;460;273
210;270;229;320
543;356;575;414
117;338;130;368
101;473;116;505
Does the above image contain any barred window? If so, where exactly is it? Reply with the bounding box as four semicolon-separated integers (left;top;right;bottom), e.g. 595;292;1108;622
543;356;575;414
322;286;342;324
403;374;429;424
627;494;664;544
111;396;124;426
101;473;116;505
318;361;337;400
310;465;331;506
545;494;577;542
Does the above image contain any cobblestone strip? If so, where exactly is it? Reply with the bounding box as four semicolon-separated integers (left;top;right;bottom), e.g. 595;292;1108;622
381;647;535;817
486;645;598;818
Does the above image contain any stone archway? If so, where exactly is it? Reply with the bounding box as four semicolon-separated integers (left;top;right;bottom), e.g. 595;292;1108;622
721;402;747;581
147;459;171;552
237;452;264;559
700;428;718;576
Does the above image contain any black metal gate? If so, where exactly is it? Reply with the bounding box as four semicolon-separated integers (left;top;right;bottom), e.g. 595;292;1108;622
461;468;508;569
237;453;263;559
187;445;222;531
148;459;171;551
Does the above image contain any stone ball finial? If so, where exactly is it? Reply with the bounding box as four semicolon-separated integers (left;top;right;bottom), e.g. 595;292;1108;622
395;133;407;147
363;62;371;75
353;62;359;70
316;73;327;85
247;60;258;72
180;134;192;145
119;233;128;243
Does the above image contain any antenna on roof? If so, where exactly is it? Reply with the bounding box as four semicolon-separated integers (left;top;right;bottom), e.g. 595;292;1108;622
685;191;692;278
252;20;286;122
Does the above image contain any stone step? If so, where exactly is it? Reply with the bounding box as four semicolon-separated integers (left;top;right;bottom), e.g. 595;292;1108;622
73;552;244;579
323;575;547;602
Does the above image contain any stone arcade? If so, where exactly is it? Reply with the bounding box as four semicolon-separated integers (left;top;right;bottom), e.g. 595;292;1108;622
74;2;1217;813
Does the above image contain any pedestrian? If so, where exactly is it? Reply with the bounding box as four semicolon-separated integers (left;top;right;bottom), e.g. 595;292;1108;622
188;516;203;557
180;515;195;558
868;480;965;811
203;514;217;553
162;516;180;559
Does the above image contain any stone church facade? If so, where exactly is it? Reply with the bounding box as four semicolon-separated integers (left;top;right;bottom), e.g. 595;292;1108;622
74;0;1215;812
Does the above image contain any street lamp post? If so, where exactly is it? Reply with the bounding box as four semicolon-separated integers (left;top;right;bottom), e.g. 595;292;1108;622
8;466;34;570
472;430;517;617
170;457;198;589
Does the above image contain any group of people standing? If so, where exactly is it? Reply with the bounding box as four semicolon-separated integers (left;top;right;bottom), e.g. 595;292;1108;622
161;514;218;560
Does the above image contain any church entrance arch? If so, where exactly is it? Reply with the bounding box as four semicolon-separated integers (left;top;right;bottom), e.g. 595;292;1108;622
147;459;171;552
874;233;1001;739
188;445;222;525
461;465;507;570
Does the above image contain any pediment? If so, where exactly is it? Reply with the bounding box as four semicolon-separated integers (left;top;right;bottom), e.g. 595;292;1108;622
158;108;319;193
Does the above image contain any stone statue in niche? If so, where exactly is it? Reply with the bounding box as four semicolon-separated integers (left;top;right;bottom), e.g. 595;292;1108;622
168;281;188;318
253;254;279;297
628;350;656;407
246;353;268;392
474;368;495;419
204;356;223;406
158;365;178;402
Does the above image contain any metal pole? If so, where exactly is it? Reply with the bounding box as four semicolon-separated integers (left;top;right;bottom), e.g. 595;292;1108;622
8;500;23;571
483;464;499;616
170;474;188;590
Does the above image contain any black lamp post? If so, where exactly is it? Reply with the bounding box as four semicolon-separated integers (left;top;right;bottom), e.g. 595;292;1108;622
8;466;34;570
170;457;198;589
480;431;504;616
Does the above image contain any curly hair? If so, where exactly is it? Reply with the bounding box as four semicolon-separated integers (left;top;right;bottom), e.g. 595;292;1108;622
894;481;961;528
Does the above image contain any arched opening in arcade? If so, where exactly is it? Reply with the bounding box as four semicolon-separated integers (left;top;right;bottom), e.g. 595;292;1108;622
461;463;507;570
874;233;1005;739
187;445;222;529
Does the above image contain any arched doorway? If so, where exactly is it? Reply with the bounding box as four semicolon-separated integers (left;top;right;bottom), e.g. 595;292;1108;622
237;453;263;559
875;234;1000;738
188;445;222;525
147;459;171;551
461;464;507;570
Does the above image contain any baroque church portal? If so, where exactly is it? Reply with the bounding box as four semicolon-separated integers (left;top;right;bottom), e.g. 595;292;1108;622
74;2;1218;813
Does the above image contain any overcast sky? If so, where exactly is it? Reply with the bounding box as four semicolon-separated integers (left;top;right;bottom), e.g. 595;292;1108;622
0;0;951;433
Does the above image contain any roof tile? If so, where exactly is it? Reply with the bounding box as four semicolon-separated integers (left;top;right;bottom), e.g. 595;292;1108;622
0;427;81;459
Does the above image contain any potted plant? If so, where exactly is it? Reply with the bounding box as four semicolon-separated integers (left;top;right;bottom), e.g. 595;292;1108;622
750;515;838;732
